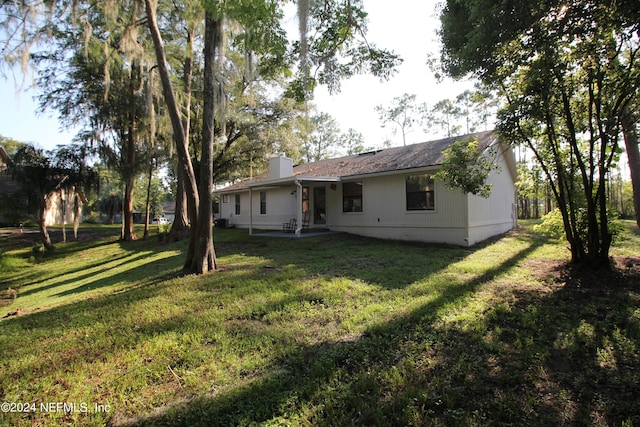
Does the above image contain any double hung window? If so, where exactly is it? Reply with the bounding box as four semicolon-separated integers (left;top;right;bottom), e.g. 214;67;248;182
406;175;434;210
342;181;363;212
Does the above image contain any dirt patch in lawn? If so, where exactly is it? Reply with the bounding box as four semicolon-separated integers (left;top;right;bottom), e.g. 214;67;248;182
526;256;640;291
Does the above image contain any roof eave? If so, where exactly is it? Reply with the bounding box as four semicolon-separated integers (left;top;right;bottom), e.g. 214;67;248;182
217;175;341;193
246;175;340;188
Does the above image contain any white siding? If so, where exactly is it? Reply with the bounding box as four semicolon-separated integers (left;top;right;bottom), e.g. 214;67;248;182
219;186;298;230
466;148;517;245
217;146;517;246
327;174;470;246
45;188;83;226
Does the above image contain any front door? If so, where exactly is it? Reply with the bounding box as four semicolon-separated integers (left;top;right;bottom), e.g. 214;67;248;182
313;187;326;225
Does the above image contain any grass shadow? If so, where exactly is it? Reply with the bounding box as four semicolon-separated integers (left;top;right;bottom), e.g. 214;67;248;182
7;225;636;426
0;234;186;319
121;235;544;426
214;231;471;290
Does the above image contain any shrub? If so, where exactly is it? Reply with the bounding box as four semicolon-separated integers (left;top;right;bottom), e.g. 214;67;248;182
533;209;565;238
534;208;623;243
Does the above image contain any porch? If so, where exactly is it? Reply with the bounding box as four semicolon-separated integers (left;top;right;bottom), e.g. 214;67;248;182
245;175;339;237
251;228;343;239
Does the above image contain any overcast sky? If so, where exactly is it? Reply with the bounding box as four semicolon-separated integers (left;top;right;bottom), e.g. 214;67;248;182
0;1;476;151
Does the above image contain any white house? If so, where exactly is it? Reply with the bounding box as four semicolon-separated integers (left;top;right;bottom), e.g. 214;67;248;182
216;131;518;246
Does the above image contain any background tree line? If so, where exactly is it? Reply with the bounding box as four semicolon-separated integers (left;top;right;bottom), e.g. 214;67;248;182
1;0;401;273
374;89;497;146
438;0;640;267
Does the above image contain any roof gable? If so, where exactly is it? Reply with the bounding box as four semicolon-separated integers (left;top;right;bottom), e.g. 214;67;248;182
218;131;497;192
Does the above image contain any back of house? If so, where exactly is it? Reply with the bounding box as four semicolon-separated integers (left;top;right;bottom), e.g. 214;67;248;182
216;131;517;246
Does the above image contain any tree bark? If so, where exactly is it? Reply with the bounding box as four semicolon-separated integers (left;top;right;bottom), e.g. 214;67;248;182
60;188;67;243
171;167;189;235
122;176;136;241
168;28;194;241
38;197;54;251
192;11;219;274
622;106;640;228
143;160;153;240
121;63;139;242
145;0;201;271
73;192;80;239
121;126;137;241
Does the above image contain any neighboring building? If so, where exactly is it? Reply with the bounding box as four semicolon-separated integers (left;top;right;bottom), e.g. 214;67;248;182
159;201;176;223
216;131;518;247
0;146;20;194
0;146;29;225
0;145;87;226
44;187;87;226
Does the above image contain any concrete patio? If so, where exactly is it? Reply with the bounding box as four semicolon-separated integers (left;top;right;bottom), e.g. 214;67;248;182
250;229;343;239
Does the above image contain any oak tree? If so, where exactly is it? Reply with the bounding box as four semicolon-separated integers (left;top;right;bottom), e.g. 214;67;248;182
439;0;640;266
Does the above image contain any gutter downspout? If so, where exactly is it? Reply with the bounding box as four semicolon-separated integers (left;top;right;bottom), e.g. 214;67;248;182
295;179;303;236
464;190;471;247
249;188;253;235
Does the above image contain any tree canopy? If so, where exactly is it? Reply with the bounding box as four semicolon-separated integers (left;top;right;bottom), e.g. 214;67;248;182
434;137;496;198
375;93;418;146
9;144;96;250
2;0;402;273
439;0;640;266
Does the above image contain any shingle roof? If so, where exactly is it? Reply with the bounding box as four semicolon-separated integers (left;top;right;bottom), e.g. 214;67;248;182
218;131;496;192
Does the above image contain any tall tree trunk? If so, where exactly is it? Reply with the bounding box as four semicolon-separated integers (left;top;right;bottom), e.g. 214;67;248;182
121;63;138;242
122;176;136;241
143;160;153;240
169;28;194;241
73;192;80;239
622;106;640;228
172;168;189;232
60;188;66;243
145;0;200;271
38;197;54;251
192;12;219;274
121;130;137;241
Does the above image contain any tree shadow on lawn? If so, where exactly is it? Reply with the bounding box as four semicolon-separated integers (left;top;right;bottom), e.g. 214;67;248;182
215;231;483;290
0;272;169;382
53;249;182;298
0;243;326;426
0;229;123;292
14;249;166;299
474;262;640;426
531;263;640;425
122;237;551;426
10;227;619;426
0;238;187;319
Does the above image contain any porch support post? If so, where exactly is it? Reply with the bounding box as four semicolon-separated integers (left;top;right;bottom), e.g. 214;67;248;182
249;187;253;235
295;179;303;236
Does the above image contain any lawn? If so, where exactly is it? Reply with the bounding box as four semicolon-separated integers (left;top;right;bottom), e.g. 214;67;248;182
0;222;639;426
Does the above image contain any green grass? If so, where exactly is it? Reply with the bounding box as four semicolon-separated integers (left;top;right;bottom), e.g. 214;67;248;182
0;222;639;426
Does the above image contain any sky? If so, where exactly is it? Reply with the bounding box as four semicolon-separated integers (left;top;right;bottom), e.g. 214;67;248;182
310;1;476;149
0;1;475;151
